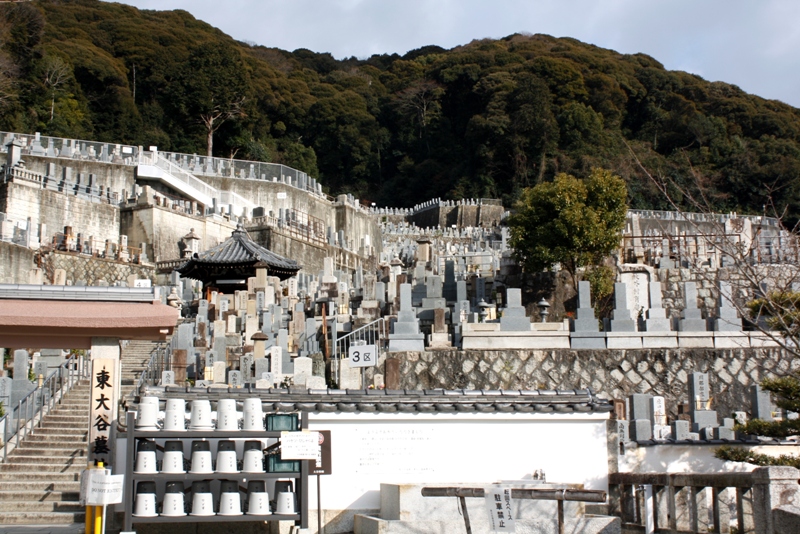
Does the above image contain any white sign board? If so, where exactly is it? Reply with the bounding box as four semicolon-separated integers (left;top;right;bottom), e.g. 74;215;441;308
277;192;287;199
485;485;515;532
348;344;377;368
86;472;125;506
133;279;151;288
281;431;319;460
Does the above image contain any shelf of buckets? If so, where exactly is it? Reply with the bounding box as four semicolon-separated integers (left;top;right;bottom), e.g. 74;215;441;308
124;396;308;524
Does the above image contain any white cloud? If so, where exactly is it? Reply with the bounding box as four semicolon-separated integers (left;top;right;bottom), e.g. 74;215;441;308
109;0;800;106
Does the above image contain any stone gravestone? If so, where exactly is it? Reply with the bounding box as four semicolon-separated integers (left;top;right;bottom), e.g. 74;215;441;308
679;282;707;331
33;361;48;379
571;281;606;349
254;358;271;383
714;281;743;331
161;371;175;385
293;357;313;388
0;376;11;406
644;282;671;331
212;361;227;384
610;283;637;332
10;350;34;406
689;372;718;432
751;384;773;421
499;288;531;331
240;354;254;382
388;283;425;352
227;370;242;388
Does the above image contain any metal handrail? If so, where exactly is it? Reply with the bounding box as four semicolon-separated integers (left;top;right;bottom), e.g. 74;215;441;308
0;352;90;462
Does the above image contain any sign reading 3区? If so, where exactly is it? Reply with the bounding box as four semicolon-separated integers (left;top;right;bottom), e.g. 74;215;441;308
347;344;377;368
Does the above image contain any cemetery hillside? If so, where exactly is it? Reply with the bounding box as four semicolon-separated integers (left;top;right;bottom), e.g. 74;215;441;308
0;0;799;218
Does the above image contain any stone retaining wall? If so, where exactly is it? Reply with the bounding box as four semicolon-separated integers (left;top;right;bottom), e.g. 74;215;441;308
385;347;797;418
43;250;155;286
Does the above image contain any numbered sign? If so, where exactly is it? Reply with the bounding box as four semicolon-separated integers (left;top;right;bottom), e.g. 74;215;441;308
348;344;377;368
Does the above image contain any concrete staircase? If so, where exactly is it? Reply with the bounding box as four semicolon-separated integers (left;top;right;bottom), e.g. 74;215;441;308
0;379;90;525
120;339;164;400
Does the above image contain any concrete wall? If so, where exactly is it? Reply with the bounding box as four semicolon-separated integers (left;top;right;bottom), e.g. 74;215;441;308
120;205;237;262
306;412;609;533
385;347;796;419
196;175;382;255
0;181;120;245
19;155;135;197
0;240;35;283
410;203;505;229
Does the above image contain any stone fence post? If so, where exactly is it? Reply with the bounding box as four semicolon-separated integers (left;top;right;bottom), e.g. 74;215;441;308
751;466;800;534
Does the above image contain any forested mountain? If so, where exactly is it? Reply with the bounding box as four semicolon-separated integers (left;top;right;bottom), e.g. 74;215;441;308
1;0;799;218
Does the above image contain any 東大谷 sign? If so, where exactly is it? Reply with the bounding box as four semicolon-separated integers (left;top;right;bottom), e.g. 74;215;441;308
89;358;116;464
348;345;377;368
281;430;319;460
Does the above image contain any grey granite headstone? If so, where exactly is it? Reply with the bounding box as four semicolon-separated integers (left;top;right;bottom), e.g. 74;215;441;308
500;288;531;331
240;354;254;381
751;385;773;421
630;420;653;441
227;370;242;387
688;372;710;412
33;361;48;379
254;358;271;380
714;281;743;331
573;281;599;332
671;420;691;441
644;282;671;331
630;394;653;421
610;283;637;331
0;376;11;399
714;427;735;440
456;280;468;303
13;350;29;380
692;410;719;432
161;371;175;385
679;282;707;331
388;283;425;352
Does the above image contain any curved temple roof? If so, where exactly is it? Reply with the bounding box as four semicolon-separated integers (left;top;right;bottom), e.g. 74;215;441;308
177;224;301;282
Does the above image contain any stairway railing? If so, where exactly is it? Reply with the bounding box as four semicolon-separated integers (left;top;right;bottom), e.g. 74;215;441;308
0;352;90;463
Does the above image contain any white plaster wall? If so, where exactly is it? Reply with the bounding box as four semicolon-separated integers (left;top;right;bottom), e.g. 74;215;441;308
620;443;800;473
307;412;610;511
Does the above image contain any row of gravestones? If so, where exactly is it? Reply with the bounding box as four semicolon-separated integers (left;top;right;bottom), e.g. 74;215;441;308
618;371;777;444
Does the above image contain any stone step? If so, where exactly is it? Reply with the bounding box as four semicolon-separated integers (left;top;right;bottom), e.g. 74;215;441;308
0;511;84;525
12;446;85;457
40;415;89;422
0;501;84;512
0;481;80;492
23;433;88;443
6;455;87;465
0;472;80;481
0;462;84;473
0;490;80;502
38;422;91;429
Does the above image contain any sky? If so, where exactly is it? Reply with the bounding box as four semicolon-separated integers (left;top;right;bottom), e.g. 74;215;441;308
112;0;800;108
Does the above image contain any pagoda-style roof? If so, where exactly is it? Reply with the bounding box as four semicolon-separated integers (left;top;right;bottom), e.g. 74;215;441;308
177;225;300;285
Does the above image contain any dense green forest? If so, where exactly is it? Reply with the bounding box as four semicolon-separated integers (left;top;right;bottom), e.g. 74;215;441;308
0;0;799;217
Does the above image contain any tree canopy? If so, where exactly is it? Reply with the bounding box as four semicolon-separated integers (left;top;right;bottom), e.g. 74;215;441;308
507;168;628;278
0;1;799;218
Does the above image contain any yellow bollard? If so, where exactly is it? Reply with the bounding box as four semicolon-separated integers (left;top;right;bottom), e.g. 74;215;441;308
85;460;94;534
93;462;104;534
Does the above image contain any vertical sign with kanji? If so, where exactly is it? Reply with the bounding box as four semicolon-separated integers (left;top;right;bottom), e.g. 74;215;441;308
89;358;116;464
485;485;515;532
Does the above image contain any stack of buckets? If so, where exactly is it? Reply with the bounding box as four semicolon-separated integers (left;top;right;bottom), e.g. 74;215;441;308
132;398;297;517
